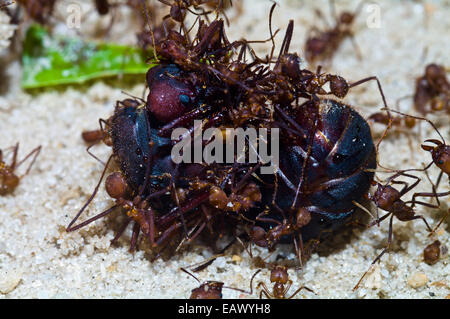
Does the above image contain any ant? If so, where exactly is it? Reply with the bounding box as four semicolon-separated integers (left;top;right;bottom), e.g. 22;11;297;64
0;143;41;195
254;265;314;299
247;207;312;264
13;0;56;25
353;167;448;290
181;267;250;299
383;109;449;201
414;63;449;115
304;0;366;66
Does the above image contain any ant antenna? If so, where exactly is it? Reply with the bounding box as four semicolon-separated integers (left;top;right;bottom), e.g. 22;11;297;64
140;0;159;63
381;108;445;144
268;1;278;63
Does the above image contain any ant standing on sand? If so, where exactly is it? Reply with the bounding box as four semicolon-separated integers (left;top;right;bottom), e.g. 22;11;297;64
0;143;41;195
414;63;449;115
253;265;314;299
304;0;366;66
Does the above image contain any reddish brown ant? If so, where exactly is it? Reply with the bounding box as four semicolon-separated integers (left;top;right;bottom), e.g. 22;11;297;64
353;168;447;290
304;0;365;66
382;109;449;203
414;63;449;115
0;143;41;195
181;267;251;299
14;0;56;24
254;265;314;299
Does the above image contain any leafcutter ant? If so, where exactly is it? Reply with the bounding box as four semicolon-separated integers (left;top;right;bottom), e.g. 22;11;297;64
0;143;41;195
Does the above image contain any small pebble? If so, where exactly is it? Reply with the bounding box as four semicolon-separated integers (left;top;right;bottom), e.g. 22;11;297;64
232;255;242;263
407;273;428;288
0;270;22;294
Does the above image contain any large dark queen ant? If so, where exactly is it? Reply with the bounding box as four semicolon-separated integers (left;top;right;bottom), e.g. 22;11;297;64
67;2;380;263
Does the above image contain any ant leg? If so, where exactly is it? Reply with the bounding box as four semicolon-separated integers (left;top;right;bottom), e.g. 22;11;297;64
236;235;253;258
429;209;450;237
145;208;156;247
66;205;118;232
368;211;391;227
354;214;394;290
288;284;315;299
256;217;282;225
110;218;131;246
129;222;141;252
16;145;42;176
349;76;390;150
401;214;434;232
66;155;114;230
248;269;262;295
408;190;449;209
155;221;182;246
381;109;445;143
257;282;271;299
9;143;19;170
86;144;106;166
186;221;206;243
348;32;362;61
283;280;293;298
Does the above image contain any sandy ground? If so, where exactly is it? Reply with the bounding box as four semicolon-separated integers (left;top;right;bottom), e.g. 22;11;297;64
0;0;449;299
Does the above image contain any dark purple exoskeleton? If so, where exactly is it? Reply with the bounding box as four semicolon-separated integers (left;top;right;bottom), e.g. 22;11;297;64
109;99;175;192
247;99;376;248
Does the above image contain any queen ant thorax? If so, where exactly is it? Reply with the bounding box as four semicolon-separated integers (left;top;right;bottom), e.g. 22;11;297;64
0;143;41;195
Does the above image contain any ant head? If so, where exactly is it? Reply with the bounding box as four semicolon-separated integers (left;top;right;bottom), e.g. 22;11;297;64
425;64;445;82
249;226;268;248
329;75;349;98
270;266;288;284
105;172;129;199
279;53;302;80
373;183;400;210
422;140;450;175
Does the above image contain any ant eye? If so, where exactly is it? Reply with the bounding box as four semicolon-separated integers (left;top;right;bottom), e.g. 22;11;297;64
179;94;191;105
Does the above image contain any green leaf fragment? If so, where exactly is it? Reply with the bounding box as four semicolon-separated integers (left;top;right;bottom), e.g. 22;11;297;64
22;25;157;88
